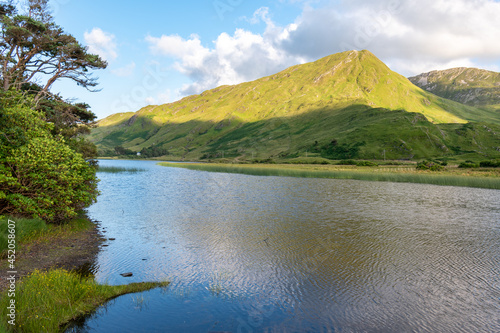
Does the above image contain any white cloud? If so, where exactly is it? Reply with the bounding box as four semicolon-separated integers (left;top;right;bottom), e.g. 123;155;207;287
84;28;118;61
146;8;307;96
111;62;136;77
146;0;500;97
280;0;500;75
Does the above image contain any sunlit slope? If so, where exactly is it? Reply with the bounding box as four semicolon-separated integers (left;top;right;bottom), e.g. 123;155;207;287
410;67;500;121
89;50;500;160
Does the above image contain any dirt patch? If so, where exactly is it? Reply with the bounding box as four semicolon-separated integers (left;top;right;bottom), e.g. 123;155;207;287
0;221;104;291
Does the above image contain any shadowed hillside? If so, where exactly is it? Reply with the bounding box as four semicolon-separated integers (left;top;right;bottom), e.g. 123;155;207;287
89;50;500;161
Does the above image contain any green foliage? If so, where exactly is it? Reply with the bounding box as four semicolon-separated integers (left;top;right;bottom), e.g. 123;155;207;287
1;0;101;161
337;160;378;167
459;162;480;168
114;145;136;156
320;141;365;160
0;0;107;99
480;160;500;168
36;97;99;159
416;160;445;171
0;95;98;223
140;145;169;158
3;136;98;222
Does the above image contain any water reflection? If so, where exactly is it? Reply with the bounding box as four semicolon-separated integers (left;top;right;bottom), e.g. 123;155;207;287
67;160;500;332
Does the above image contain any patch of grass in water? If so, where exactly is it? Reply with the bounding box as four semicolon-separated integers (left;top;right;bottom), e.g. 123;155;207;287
96;166;146;173
159;162;500;190
0;269;169;332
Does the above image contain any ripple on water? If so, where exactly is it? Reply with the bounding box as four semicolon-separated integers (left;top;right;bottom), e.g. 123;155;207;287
67;160;500;333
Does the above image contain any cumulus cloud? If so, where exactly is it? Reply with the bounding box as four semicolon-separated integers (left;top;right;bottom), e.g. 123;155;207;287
84;28;118;61
146;0;500;97
111;62;136;77
146;9;307;95
281;0;500;74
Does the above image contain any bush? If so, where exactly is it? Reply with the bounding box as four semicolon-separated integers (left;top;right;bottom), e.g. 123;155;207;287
0;98;98;223
140;145;169;158
459;162;479;168
416;160;445;171
337;160;378;167
479;160;500;168
320;141;365;160
2;137;99;222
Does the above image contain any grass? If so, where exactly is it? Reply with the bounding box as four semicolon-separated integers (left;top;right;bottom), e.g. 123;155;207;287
159;162;500;190
0;217;48;254
0;216;92;255
96;166;146;173
0;269;169;332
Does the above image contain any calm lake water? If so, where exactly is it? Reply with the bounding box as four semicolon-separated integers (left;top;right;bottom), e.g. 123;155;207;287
67;160;500;332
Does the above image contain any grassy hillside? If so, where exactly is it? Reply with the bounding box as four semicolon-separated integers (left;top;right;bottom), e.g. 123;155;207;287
89;50;500;161
409;68;500;118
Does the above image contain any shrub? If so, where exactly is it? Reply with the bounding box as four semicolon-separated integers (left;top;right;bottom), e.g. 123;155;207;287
356;161;378;167
337;160;378;167
2;137;99;222
458;162;479;168
0;99;98;223
140;145;169;158
479;160;500;168
416;160;445;171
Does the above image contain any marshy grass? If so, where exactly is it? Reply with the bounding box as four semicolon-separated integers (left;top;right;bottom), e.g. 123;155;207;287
159;162;500;190
0;269;169;332
96;166;146;173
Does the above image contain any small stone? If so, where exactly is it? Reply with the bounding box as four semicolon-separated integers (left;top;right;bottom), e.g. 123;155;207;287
120;272;133;277
109;238;116;240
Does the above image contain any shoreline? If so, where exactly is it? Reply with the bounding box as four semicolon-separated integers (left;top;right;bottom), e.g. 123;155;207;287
159;162;500;190
0;216;104;292
0;216;169;331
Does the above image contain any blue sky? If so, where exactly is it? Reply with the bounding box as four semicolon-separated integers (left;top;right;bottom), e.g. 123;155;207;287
45;0;500;119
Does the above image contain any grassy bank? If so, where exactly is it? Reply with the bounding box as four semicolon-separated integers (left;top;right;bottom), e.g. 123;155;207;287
0;215;169;332
0;216;92;255
0;269;169;332
159;162;500;190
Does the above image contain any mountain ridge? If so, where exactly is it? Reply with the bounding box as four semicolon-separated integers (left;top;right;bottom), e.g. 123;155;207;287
409;67;500;114
89;50;500;161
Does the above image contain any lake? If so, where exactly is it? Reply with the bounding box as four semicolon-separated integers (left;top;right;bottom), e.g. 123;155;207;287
67;159;500;332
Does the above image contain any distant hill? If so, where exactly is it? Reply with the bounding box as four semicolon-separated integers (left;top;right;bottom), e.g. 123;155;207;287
409;68;500;116
89;50;500;161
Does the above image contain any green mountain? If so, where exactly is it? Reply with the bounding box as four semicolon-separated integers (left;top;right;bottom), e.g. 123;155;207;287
409;68;500;116
89;50;500;161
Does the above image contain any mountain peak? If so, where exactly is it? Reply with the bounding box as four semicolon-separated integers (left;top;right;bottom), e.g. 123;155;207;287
89;50;500;161
409;67;500;110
